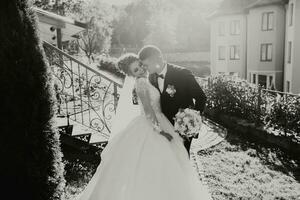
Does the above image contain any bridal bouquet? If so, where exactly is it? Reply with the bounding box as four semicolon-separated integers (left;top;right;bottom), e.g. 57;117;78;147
174;108;202;138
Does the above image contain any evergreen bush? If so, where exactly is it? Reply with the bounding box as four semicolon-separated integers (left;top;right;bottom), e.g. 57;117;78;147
0;0;66;199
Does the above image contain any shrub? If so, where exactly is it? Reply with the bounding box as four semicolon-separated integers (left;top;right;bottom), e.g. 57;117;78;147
203;75;300;142
265;94;300;138
63;159;97;184
63;158;98;200
0;1;66;199
204;75;261;123
96;55;125;79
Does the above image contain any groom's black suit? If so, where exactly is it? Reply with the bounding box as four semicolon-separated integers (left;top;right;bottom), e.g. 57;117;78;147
149;63;207;155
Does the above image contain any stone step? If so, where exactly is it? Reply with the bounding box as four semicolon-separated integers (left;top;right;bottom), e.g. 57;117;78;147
54;117;109;144
90;133;108;144
89;141;108;150
72;133;92;143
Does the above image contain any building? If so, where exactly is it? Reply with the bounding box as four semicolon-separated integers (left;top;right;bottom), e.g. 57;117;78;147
284;0;300;93
246;0;286;91
209;0;299;92
34;7;87;49
209;0;252;79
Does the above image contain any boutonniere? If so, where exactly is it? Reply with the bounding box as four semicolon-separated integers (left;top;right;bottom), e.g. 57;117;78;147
166;84;176;97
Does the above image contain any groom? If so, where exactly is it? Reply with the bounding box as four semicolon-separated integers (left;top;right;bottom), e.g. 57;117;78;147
138;45;207;155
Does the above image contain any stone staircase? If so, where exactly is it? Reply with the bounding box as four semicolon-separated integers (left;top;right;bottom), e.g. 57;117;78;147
55;117;109;159
43;41;122;159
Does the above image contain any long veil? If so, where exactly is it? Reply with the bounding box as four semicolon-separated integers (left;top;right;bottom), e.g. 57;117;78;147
110;76;141;139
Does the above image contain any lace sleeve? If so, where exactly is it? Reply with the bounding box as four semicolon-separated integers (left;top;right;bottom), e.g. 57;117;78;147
136;78;161;132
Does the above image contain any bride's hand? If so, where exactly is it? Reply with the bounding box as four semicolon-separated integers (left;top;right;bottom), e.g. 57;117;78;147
159;131;173;141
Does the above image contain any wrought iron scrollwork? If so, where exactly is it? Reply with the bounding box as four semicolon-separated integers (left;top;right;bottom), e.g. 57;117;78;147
43;41;122;138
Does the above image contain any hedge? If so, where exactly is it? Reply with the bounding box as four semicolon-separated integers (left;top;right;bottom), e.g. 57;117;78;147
203;75;300;143
0;1;66;199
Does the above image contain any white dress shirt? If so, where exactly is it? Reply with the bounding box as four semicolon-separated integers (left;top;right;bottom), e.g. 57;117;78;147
158;63;167;92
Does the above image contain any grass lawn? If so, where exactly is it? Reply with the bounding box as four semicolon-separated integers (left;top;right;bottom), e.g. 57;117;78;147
63;130;300;200
63;159;98;200
198;131;300;200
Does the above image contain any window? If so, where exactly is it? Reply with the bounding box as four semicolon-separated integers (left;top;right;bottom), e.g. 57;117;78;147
251;73;275;89
289;3;294;26
260;44;272;61
229;45;240;60
286;81;290;92
218;46;225;60
258;75;267;88
252;74;256;84
288;41;292;64
262;12;274;31
230;20;240;35
218;22;225;36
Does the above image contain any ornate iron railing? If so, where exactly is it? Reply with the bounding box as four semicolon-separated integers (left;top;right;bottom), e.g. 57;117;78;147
43;41;123;138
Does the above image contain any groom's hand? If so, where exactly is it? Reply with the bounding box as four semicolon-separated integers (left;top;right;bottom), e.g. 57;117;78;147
159;131;173;141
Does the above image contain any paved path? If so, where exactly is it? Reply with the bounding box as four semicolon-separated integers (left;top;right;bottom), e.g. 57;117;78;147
190;117;227;195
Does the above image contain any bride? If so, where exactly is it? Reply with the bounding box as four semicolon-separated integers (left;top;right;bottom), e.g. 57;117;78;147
77;53;212;200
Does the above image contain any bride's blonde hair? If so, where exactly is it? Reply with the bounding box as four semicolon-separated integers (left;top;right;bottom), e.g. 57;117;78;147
117;53;139;76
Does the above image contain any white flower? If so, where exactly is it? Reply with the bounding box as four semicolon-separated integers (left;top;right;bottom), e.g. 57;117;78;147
166;85;176;97
179;112;185;118
174;123;180;130
183;117;189;123
174;108;203;138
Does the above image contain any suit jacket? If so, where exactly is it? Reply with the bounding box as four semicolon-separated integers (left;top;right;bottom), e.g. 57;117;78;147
149;63;207;125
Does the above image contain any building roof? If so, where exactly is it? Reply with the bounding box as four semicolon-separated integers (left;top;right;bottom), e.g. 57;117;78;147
246;0;288;9
34;7;87;44
207;0;287;19
207;0;256;19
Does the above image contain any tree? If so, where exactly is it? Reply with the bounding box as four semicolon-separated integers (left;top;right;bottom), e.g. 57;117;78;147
144;10;178;49
111;0;221;51
175;5;211;51
111;0;152;48
0;0;65;199
111;6;131;48
143;0;179;50
31;0;84;16
111;0;212;51
70;0;114;62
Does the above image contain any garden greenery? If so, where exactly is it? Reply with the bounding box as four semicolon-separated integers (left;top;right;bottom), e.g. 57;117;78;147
203;75;300;143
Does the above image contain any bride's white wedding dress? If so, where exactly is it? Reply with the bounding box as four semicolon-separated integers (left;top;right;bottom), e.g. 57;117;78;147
77;77;212;200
